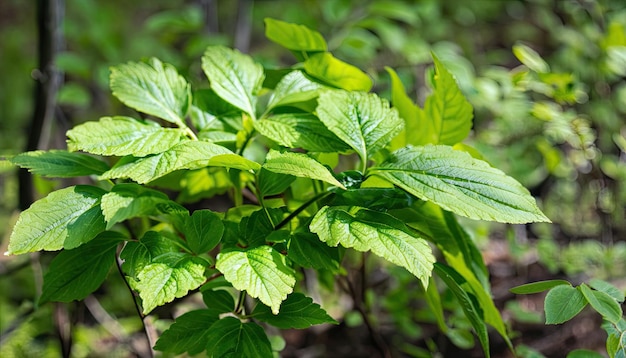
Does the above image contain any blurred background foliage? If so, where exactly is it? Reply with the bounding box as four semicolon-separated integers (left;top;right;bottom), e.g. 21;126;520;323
1;0;625;357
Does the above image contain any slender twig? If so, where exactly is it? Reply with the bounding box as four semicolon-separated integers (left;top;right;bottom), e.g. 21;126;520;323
274;191;333;230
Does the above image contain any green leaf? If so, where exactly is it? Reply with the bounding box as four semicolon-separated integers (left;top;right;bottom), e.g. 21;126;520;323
254;114;350;153
216;246;296;314
414;55;473;145
263;150;345;189
202;289;235;313
544;285;587;324
40;232;124;304
385;67;420;150
132;253;207;314
317;90;402;163
110;58;191;125
7;185;106;255
513;43;550;73
434;263;490;358
201;45;264;118
372;145;551;223
120;231;178;278
510;280;572;294
100;183;187;229
154;309;220;355
11;150;110;177
264;18;327;53
67;116;184;157
267;71;325;110
183;210;224;254
205;317;273;358
100;141;260;184
589;279;625;303
304;53;372;92
287;232;341;271
252;292;337;329
580;284;623;324
257;168;296;197
310;206;434;287
567;349;605;358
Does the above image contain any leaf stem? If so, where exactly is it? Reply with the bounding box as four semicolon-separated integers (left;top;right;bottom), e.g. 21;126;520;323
235;291;247;314
274;190;333;230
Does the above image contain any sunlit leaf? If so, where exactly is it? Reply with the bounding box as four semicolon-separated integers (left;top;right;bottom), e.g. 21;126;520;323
304;53;372;92
267;71;325;110
264;18;327;53
263;150;345;189
513;43;550;73
11;150;109;177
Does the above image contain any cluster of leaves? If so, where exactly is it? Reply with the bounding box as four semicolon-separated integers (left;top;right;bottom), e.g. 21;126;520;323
512;279;626;358
6;19;550;356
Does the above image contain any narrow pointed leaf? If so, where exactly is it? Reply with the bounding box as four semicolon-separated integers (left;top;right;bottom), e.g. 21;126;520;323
201;45;264;117
264;18;327;53
40;232;124;304
263;150;345;189
216;246;296;314
132;253;207;314
513;43;550;73
304;53;372;92
154;309;220;355
254;114;350;152
11;150;110;177
67;116;184;156
385;67;420;150
510;280;572;294
310;206;434;287
434;263;490;358
252;292;338;329
589;279;625;303
110;58;191;125
205;317;273;358
101;184;187;229
580;284;623;324
267;71;325;110
544;285;587;324
7;185;106;255
372;145;550;223
100;141;260;184
317;90;402;162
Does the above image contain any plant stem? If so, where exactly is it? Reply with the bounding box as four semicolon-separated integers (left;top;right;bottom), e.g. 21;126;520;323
235;291;247;314
274;190;333;230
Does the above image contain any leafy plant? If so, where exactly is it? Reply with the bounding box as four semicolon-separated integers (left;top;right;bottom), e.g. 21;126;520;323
5;19;550;356
511;279;626;358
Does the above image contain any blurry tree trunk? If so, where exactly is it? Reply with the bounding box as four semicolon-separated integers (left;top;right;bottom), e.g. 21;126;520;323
18;0;64;210
234;0;252;53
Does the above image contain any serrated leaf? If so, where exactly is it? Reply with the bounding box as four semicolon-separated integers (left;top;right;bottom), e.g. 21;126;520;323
414;55;473;145
120;231;178;278
304;53;372;92
110;58;191;125
253;292;337;329
513;43;549;73
100;183;187;229
544;285;587;324
510;280;572;294
580;284;623;324
310;206;434;287
372;145;551;223
154;309;220;355
7;185;107;255
201;45;264;117
434;263;490;358
132;253;207;314
216;246;295;314
11;150;110;177
39;232;124;304
287;232;341;271
317;90;402;163
205;317;273;358
267;70;325;110
254;113;350;153
184;210;224;254
263;150;345;189
100;141;260;184
264;18;327;53
67;116;184;156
